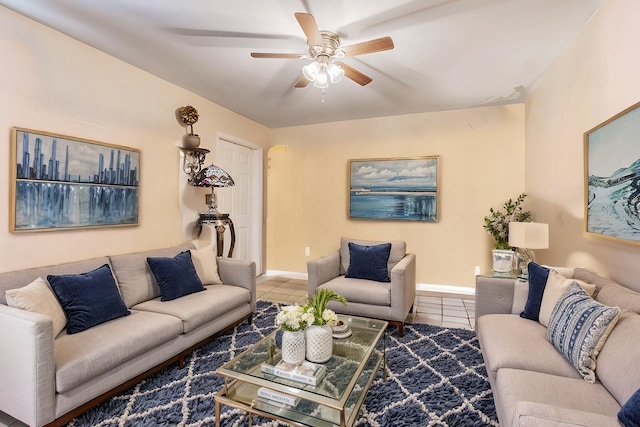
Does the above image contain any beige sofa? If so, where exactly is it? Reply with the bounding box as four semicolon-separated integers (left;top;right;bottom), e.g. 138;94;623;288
307;237;416;336
0;244;256;427
475;267;640;426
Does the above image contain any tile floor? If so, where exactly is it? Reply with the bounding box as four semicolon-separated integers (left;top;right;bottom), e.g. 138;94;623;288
0;275;476;427
257;275;476;330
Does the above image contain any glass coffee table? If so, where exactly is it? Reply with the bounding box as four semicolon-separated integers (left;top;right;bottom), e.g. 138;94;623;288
215;315;387;427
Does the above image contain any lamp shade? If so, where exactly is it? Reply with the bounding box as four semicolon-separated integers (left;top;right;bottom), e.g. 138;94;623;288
189;164;234;188
508;222;549;249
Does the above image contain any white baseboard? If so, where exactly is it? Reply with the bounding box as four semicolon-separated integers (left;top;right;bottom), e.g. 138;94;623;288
264;270;309;280
416;283;475;296
264;270;475;296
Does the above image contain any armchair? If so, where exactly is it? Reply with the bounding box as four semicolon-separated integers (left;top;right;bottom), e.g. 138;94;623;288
307;237;416;337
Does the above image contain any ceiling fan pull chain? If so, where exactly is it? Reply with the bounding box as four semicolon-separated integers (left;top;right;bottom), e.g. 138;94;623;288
321;88;325;104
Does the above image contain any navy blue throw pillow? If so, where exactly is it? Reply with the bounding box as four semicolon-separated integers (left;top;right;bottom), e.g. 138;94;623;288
147;251;204;301
619;388;640;427
48;264;130;334
345;242;392;282
520;262;550;321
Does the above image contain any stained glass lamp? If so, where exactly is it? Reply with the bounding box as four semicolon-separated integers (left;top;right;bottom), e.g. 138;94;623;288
189;164;235;214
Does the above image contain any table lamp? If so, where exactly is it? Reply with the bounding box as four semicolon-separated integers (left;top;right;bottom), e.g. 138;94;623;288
508;222;549;278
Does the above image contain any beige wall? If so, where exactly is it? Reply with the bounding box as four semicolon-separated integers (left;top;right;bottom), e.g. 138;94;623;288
0;7;270;273
524;0;640;291
268;105;525;288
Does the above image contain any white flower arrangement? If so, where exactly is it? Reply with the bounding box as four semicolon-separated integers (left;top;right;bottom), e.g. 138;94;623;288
275;290;347;331
275;304;315;332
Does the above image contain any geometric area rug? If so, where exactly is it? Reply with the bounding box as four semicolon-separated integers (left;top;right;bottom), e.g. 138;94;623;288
66;301;498;427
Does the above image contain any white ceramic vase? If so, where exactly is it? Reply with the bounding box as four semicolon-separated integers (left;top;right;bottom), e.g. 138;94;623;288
305;324;333;363
281;330;305;365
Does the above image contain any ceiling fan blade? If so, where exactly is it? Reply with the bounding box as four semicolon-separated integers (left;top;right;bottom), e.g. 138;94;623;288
340;36;394;57
294;74;310;88
294;12;323;48
340;63;373;86
250;52;305;59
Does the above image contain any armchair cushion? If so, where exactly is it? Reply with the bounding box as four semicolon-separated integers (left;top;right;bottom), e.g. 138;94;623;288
339;237;406;275
345;242;391;282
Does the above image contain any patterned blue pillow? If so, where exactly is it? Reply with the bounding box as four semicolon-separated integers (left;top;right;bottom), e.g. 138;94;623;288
547;282;620;383
520;262;549;321
618;388;640;427
48;264;130;334
147;251;204;301
345;242;391;282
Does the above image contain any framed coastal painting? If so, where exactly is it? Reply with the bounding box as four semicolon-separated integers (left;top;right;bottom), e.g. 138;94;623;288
348;156;439;222
9;127;140;232
584;101;640;244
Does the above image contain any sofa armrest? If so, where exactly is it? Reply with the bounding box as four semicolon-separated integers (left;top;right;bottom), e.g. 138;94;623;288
216;258;257;311
513;401;622;427
475;275;516;324
389;253;417;322
0;305;56;427
307;251;340;296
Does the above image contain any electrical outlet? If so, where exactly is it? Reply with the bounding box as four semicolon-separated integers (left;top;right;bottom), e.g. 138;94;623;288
305;247;310;257
474;266;481;276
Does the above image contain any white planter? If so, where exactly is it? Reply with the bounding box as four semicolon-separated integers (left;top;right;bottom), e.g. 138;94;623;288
492;249;515;273
182;134;201;149
281;330;305;365
305;324;333;363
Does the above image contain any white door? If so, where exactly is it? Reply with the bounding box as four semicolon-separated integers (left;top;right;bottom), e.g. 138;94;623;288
215;137;262;273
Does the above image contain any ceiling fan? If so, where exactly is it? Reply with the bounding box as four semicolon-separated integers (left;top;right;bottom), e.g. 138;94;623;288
250;12;394;89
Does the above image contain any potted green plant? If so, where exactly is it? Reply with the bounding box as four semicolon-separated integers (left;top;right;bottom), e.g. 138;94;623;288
483;193;532;272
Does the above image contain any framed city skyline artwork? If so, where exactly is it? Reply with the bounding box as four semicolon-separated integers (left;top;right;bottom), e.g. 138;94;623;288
10;128;140;232
348;156;439;222
585;101;640;244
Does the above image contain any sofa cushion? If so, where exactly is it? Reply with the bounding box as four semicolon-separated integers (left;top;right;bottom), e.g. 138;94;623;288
596;310;640;406
339;237;406;276
477;314;581;383
316;276;390;306
548;283;620;383
345;242;391;282
514;402;622;427
190;246;222;285
48;264;130;334
618;388;640;427
132;284;250;333
495;368;622;427
0;256;110;305
5;277;67;337
109;245;193;307
539;273;596;327
147;251;204;301
54;310;183;393
520;262;549;321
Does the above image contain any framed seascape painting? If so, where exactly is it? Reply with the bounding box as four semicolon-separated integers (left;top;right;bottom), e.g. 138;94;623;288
9;128;140;232
585;101;640;244
348;156;439;222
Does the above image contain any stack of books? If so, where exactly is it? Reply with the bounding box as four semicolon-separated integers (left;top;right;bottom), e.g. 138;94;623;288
261;359;326;386
256;387;300;407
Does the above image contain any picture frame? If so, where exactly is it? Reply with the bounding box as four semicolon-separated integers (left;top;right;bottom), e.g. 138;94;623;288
10;127;140;232
348;156;439;222
584;101;640;244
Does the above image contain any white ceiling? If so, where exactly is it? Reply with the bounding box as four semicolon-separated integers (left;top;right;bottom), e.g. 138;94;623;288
0;0;604;128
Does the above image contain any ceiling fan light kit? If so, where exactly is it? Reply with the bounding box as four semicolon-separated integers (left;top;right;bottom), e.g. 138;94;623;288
250;12;394;97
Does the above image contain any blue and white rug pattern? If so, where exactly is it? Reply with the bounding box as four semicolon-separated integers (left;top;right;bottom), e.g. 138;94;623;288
68;301;497;426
